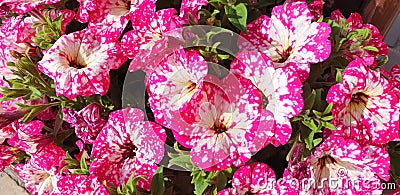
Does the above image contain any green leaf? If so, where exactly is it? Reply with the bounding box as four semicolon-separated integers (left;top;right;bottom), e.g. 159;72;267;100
302;118;318;131
323;103;333;115
321;115;334;121
151;166;165;195
224;3;248;33
168;154;199;171
363;46;379;52
209;0;228;4
313;138;323;146
335;68;343;82
191;170;212;195
303;90;316;110
312;110;322;118
80;152;88;171
304;131;315;150
323;122;336;130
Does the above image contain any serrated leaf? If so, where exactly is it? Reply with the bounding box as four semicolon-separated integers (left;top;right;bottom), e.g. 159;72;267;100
151;166;165;195
224;3;248;33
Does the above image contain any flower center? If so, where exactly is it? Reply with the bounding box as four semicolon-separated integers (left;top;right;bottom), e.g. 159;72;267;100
182;81;197;96
245;192;256;195
122;145;138;159
68;60;86;69
317;155;336;167
260;91;269;109
276;46;293;63
212;120;228;134
351;92;369;105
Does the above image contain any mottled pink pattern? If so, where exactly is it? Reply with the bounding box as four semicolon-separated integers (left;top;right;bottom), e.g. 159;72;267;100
57;174;108;195
15;160;61;195
285;0;323;20
63;103;106;144
37;29;126;99
278;136;390;194
231;52;303;146
167;73;266;171
0;145;18;172
179;0;208;23
240;2;331;82
0;0;60;14
327;58;399;146
122;5;181;72
147;48;208;128
330;10;388;60
90;108;166;190
218;162;277;194
7;121;65;170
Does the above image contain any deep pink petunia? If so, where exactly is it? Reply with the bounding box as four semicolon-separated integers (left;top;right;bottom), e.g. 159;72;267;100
122;5;182;72
218;162;277;194
0;145;19;172
168;73;270;171
90;107;166;191
240;1;331;82
0;0;60;14
327;58;399;146
278;136;390;194
330;10;388;61
146;48;208;127
7;120;65;170
285;0;323;20
77;0;157;43
231;52;303;146
37;29;126;99
63;103;106;144
15;159;62;195
179;0;208;24
57;174;108;195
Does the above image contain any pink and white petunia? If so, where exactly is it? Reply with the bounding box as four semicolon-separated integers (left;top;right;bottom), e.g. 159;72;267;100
218;162;278;194
57;174;108;195
330;10;388;61
77;0;157;43
15;159;62;195
0;145;19;172
7;120;65;170
121;5;182;72
179;0;208;24
327;58;399;146
231;52;303;146
168;73;271;171
279;136;390;194
147;48;208;127
90;107;166;191
240;1;331;82
0;0;60;14
37;30;126;99
63;103;106;144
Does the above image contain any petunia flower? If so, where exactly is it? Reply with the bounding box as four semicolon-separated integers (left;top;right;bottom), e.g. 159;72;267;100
0;145;20;172
63;103;106;144
168;73;271;171
146;48;208;127
37;29;126;99
57;174;108;195
231;52;303;146
77;0;156;43
121;4;182;73
15;158;62;195
218;162;278;194
327;58;399;146
278;136;390;194
7;120;65;170
240;1;331;82
90;107;166;191
0;0;60;14
330;10;388;61
285;0;323;20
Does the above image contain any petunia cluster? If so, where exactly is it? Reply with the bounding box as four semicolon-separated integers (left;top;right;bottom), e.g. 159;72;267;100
0;0;398;194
